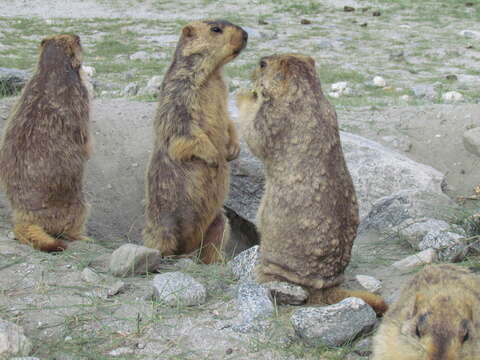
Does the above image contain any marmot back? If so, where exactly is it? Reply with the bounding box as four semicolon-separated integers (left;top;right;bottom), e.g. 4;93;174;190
236;54;386;314
372;264;480;360
143;20;247;263
0;34;91;252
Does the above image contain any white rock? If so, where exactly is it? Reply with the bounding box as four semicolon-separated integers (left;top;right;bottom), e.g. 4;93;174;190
373;76;386;87
81;267;101;283
0;320;32;357
355;275;382;294
229;245;260;280
331;81;348;93
107;281;127;297
460;30;480;39
139;75;163;97
442;91;463;102
234;279;274;332
152;272;206;306
400;95;410;101
123;82;139;96
109;244;163;277
328;91;340;98
463;127;480;157
419;230;467;262
81;65;96;78
391;249;436;270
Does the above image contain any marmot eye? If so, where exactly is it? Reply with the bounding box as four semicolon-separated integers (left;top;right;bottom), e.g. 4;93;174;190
211;26;222;33
260;60;267;68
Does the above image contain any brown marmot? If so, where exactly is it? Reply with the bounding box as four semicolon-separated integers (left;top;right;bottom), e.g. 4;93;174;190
236;53;387;314
143;20;248;264
372;264;480;360
0;34;91;252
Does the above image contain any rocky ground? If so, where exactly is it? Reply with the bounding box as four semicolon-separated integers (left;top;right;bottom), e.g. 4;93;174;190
1;0;480;359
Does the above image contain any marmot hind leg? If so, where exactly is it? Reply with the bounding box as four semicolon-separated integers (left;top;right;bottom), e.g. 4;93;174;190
309;286;388;316
14;222;67;252
199;213;230;264
143;222;179;257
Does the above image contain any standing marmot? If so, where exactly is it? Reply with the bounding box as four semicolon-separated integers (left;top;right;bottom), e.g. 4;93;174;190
143;20;248;263
236;54;387;314
0;34;91;252
372;264;480;359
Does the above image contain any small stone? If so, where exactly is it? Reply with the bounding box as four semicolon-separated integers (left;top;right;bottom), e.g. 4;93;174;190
331;81;348;93
354;337;373;356
446;74;458;81
81;65;96;78
7;231;15;240
398;218;451;249
391;249;437;271
372;10;381;16
152;272;206;306
258;19;268;25
263;281;309;305
373;76;386;87
419;230;468;262
130;51;151;61
123;82;139;96
355;275;382;294
411;84;436;99
0;319;32;356
107;281;127;297
226;348;233;355
328;92;340;98
81;267;101;283
400;95;410;101
465;2;474;6
109;244;162;277
139;75;163;97
360;23;368;27
234;279;274;332
463;127;480;157
108;347;134;356
300;19;312;25
291;298;376;347
229;245;260;280
460;30;480;39
344;6;355;12
442;91;463;102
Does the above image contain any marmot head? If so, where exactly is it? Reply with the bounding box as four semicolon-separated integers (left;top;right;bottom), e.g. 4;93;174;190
174;20;247;72
252;53;318;100
39;34;83;71
399;292;475;359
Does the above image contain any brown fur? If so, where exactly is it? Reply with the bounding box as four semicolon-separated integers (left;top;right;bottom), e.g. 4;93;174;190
372;264;480;360
236;54;387;314
143;20;247;263
0;34;91;252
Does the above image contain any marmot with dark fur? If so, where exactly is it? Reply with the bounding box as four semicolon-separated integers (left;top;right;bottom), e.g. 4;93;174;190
143;20;248;263
0;34;91;252
372;264;480;360
236;53;387;314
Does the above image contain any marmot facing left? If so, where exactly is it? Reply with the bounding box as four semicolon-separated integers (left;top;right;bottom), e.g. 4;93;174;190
143;20;247;263
236;54;386;314
372;264;480;360
0;34;91;252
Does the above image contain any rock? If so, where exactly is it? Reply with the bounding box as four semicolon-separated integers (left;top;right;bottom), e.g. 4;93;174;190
354;337;373;356
411;84;436;99
355;275;382;294
130;51;151;61
81;267;101;283
174;258;195;269
341;134;446;219
463;127;480;157
152;272;206;306
0;319;32;356
373;76;386;87
446;74;458;81
291;298;377;347
442;91;463;102
109;244;162;277
400;95;411;101
344;6;355;12
234;280;274;332
242;27;276;40
380;135;412;152
396;218;451;249
0;68;29;96
391;249;437;270
258;19;268;25
419;230;468;262
263;281;309;305
300;19;312;25
328;92;340;98
360;190;455;232
372;10;381;16
107;280;127;297
331;81;348;93
229;245;260;280
81;65;96;78
460;30;480;39
123;82;139;96
139;75;163;97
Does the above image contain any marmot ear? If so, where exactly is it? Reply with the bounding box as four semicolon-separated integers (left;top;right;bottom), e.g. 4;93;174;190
182;25;195;39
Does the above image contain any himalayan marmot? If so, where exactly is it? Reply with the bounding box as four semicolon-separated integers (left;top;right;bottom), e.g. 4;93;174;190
0;34;91;252
143;20;248;263
236;53;387;314
372;264;480;360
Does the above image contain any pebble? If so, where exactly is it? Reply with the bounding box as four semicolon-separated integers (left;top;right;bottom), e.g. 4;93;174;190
442;91;463;102
373;76;386;87
355;275;382;294
109;244;163;277
0;319;32;357
152;272;206;306
391;249;437;271
263;281;309;305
